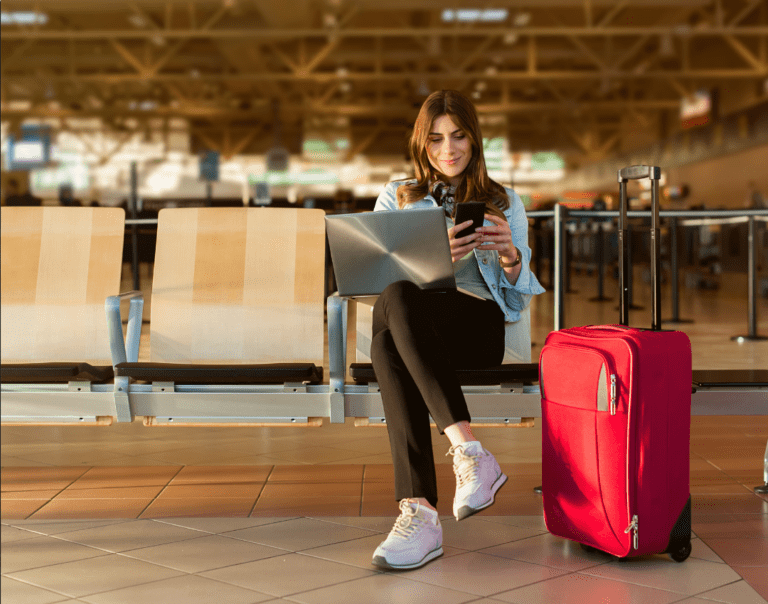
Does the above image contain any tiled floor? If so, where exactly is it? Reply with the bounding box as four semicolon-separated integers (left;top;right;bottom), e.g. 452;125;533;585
2;269;768;603
2;513;766;603
3;417;767;604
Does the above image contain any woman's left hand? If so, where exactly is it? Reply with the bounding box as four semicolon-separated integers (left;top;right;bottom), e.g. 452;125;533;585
477;214;517;264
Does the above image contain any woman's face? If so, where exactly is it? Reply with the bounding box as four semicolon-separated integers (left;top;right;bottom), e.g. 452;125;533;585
426;114;472;187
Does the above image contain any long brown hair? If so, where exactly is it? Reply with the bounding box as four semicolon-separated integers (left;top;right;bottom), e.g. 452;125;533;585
396;89;509;219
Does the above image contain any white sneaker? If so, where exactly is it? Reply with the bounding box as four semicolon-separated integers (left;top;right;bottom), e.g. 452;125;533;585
372;499;443;570
449;441;507;520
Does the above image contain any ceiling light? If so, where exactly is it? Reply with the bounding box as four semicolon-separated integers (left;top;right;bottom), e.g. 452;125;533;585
513;12;531;27
504;32;518;45
442;8;508;23
1;11;48;25
659;34;674;57
428;36;440;56
128;14;147;28
324;13;337;28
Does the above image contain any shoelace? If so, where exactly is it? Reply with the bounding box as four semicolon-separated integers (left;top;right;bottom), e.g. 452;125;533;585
389;499;427;540
448;444;482;488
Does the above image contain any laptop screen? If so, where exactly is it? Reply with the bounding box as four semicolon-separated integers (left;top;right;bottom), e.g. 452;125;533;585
325;208;456;297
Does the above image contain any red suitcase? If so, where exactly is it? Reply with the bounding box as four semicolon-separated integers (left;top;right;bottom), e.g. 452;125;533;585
539;165;693;561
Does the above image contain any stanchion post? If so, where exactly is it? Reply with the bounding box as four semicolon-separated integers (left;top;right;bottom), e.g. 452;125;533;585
533;221;543;286
589;220;611;302
732;215;768;341
130;161;139;292
565;220;578;293
665;216;693;324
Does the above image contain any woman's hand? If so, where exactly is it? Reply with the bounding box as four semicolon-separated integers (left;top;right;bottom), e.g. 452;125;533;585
477;214;517;264
447;220;482;263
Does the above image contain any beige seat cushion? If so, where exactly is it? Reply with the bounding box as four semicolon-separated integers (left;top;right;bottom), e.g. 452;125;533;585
149;207;326;366
1;206;125;364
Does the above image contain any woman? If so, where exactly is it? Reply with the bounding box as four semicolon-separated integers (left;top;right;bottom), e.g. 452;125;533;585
370;90;545;570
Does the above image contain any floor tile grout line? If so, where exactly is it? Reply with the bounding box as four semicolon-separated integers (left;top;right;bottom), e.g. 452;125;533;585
41;556;274;602
0;573;81;601
7;520;768;595
685;578;760;603
307;516;387;534
132;465;186;519
44;522;207;555
248;465;276;517
18;498;57;520
573;564;745;596
3;465;93;508
252;568;390;600
359;465;365;516
381;561;584;599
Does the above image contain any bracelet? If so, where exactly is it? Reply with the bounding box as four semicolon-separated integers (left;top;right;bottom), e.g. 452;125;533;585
500;246;521;268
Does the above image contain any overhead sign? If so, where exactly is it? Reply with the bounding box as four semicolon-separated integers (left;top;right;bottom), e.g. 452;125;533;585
199;150;219;181
7;125;51;171
266;146;290;172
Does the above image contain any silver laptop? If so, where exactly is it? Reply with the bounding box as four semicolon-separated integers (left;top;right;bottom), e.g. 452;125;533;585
325;207;457;297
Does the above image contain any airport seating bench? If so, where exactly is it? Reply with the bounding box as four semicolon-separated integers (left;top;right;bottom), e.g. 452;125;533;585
0;206;132;425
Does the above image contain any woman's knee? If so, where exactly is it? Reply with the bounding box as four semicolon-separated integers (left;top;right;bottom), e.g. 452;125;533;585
370;329;393;363
373;280;421;329
379;280;420;306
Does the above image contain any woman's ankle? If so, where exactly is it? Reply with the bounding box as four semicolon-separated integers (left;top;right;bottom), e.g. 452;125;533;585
414;497;437;513
444;421;477;448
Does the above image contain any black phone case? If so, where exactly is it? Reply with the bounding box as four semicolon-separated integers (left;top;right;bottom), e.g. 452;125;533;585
454;202;485;240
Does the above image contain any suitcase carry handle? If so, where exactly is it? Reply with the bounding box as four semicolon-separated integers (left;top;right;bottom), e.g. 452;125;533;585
617;165;662;331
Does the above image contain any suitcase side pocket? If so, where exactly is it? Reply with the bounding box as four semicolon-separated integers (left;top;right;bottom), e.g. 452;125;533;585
540;345;617;414
540;344;628;555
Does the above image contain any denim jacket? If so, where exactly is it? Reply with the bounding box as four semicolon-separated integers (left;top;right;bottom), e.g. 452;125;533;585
374;180;545;323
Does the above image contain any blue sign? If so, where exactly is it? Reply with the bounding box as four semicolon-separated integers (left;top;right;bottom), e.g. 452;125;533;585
199;151;220;181
7;125;51;171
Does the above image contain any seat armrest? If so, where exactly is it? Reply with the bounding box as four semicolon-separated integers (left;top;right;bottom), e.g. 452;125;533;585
327;293;349;388
105;291;144;366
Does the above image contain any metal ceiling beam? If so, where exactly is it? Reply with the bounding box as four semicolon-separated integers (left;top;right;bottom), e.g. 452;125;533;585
723;34;767;72
3;26;767;40
0;99;681;120
2;69;761;83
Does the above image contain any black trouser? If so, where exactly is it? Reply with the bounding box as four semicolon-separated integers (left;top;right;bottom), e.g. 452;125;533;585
370;280;506;507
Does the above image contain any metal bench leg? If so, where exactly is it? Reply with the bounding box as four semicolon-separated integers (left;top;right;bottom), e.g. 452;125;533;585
113;376;133;423
756;438;768;494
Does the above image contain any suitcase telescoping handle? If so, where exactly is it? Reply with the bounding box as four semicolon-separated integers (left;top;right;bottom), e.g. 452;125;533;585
617;165;662;331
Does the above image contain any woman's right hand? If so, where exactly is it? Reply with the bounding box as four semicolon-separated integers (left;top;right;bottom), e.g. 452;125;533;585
447;220;481;263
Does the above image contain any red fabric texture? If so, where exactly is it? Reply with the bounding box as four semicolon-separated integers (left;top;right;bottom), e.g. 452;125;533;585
540;325;691;557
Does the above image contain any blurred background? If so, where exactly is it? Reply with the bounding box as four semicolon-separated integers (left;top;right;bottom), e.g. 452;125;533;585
1;0;766;214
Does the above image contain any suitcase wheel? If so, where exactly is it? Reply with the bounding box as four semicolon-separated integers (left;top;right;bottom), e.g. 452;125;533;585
669;541;692;562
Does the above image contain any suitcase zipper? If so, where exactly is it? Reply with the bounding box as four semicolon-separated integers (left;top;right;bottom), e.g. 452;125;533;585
610;374;617;415
624;514;639;550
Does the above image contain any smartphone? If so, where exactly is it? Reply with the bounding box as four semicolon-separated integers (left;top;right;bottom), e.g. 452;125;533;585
453;202;486;240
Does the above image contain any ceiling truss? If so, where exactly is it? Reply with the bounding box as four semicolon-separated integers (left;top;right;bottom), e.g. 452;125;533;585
1;0;766;163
